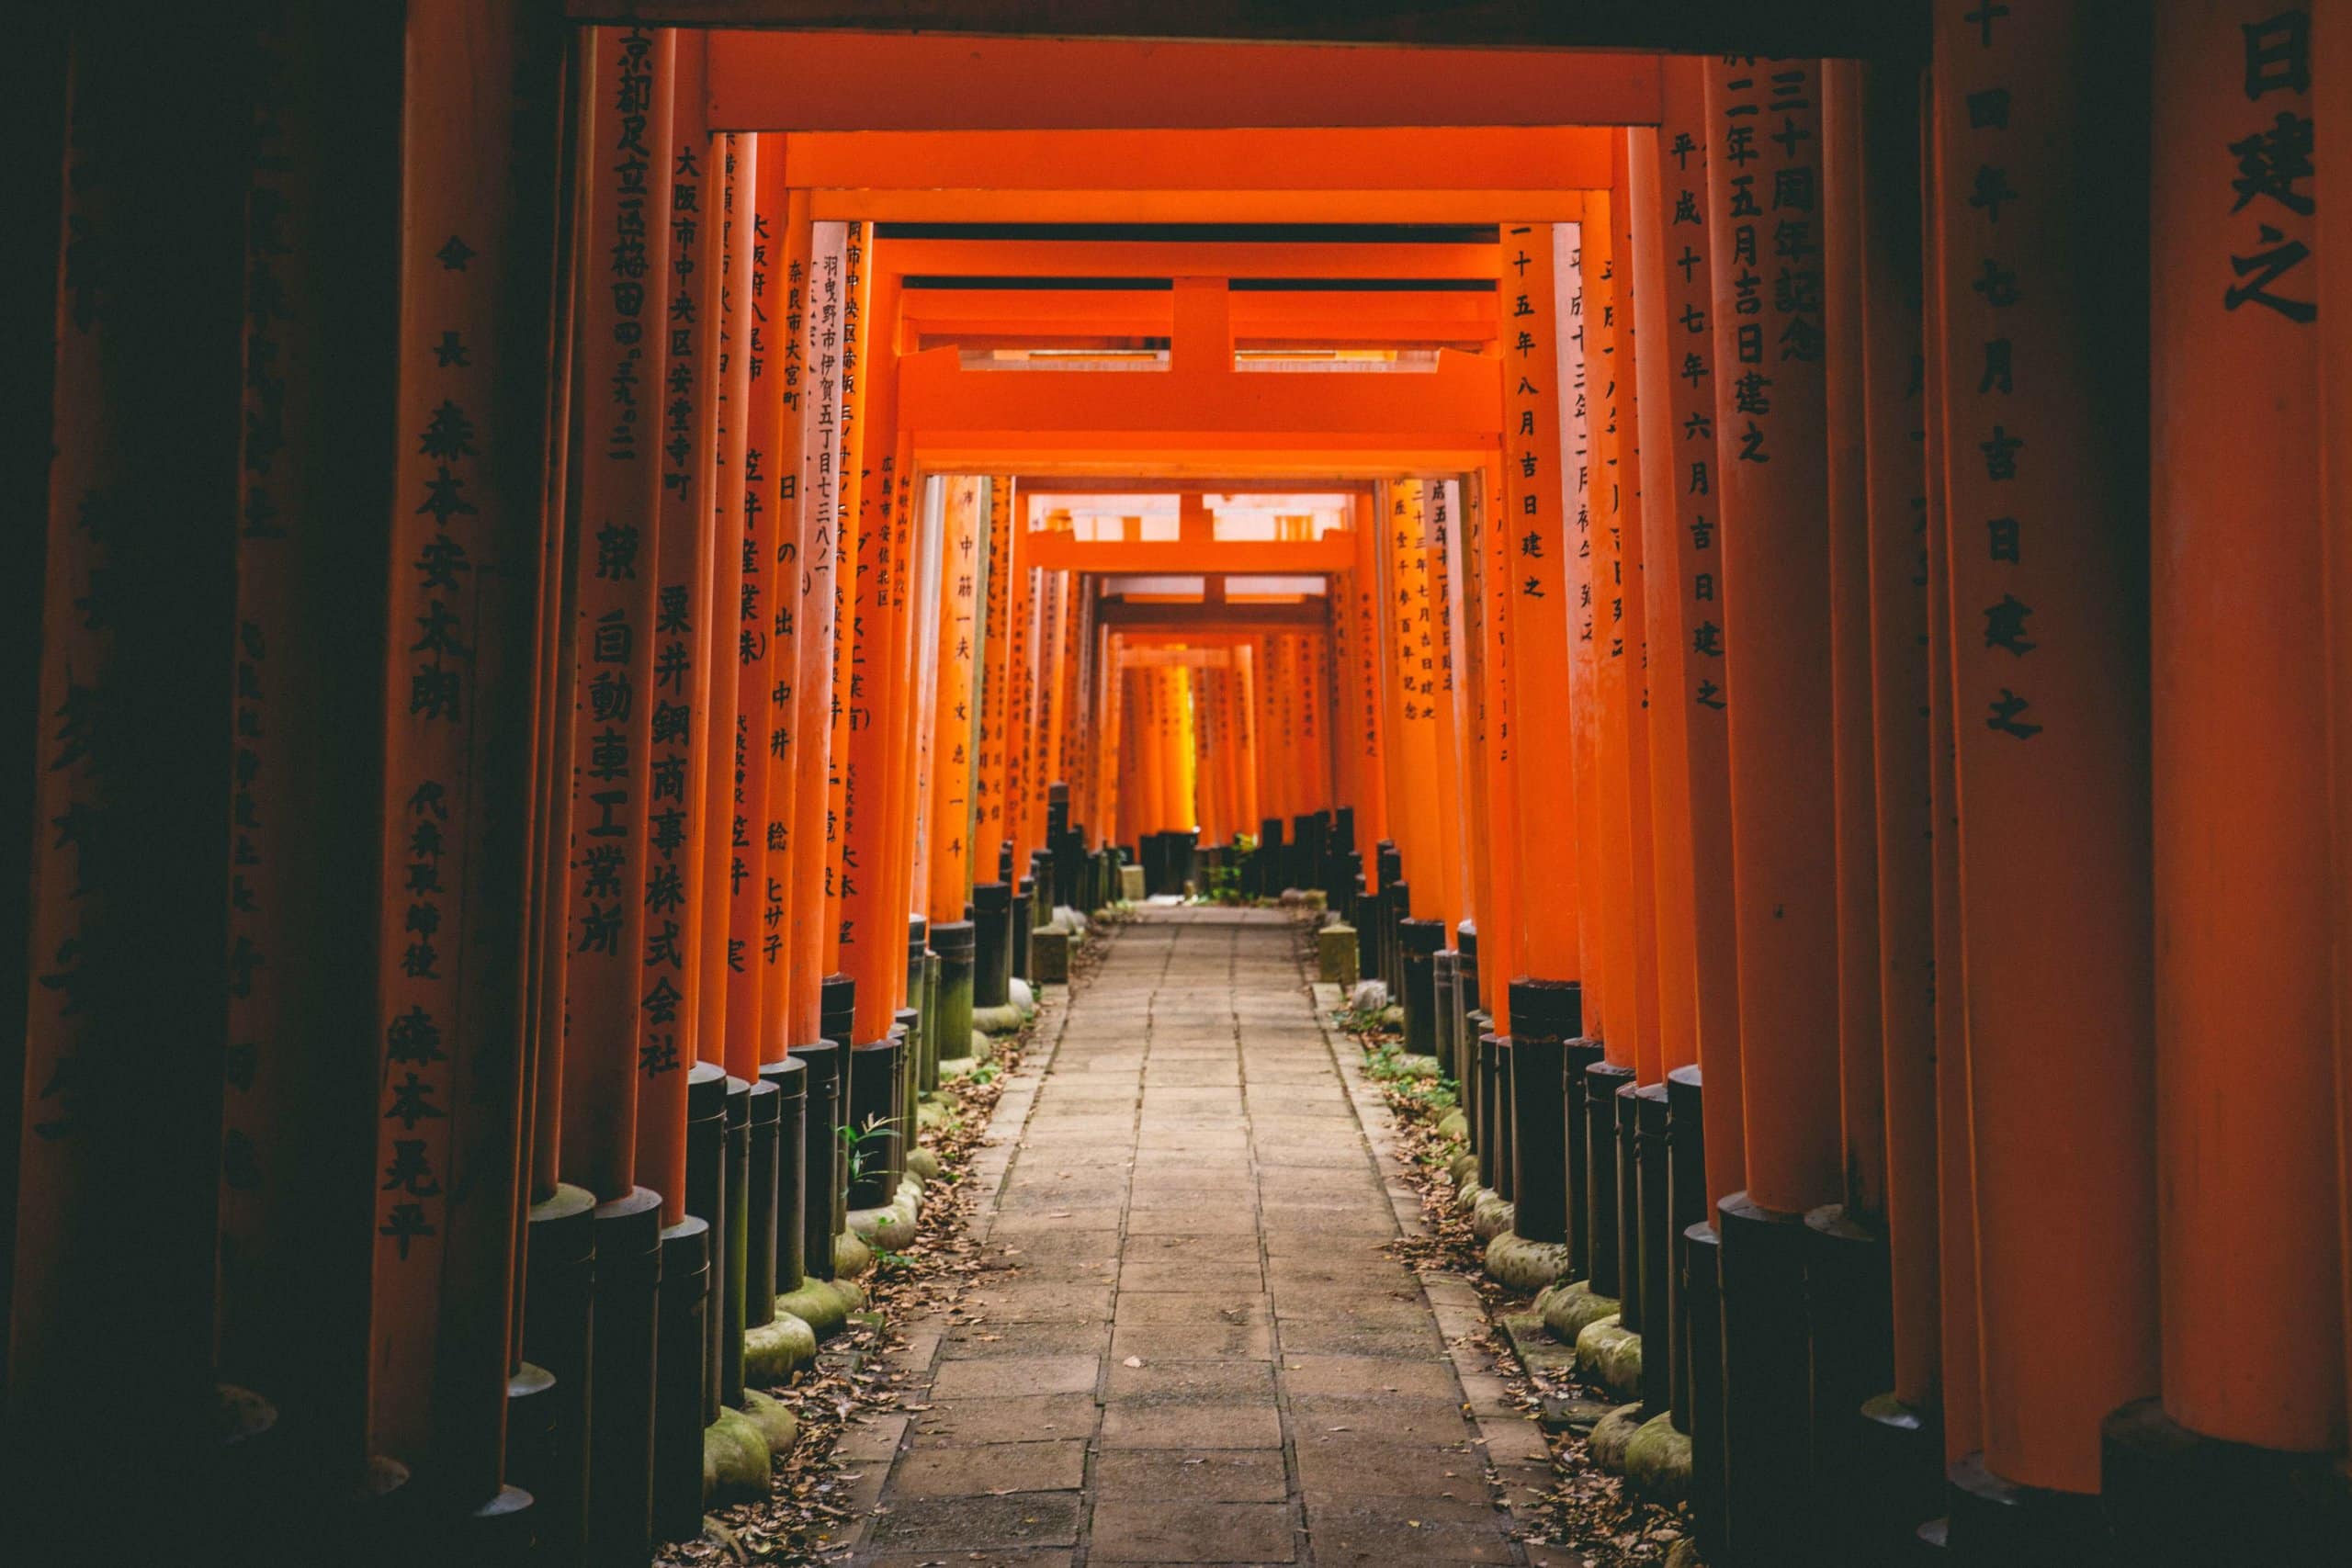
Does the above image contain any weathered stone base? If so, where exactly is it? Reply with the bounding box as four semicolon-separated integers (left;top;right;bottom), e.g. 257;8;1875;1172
1623;1412;1692;1505
775;1279;849;1340
1485;1230;1576;1292
743;1312;817;1382
1540;1279;1622;1346
703;1406;770;1504
740;1389;799;1457
1576;1314;1644;1402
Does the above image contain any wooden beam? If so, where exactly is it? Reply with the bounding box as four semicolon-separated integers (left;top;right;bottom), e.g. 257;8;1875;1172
900;288;1503;345
567;3;1930;60
1102;602;1329;630
1030;536;1353;573
878;237;1503;282
775;127;1613;188
813;189;1585;226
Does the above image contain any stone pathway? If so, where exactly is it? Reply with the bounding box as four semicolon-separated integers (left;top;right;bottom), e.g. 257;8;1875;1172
852;906;1565;1568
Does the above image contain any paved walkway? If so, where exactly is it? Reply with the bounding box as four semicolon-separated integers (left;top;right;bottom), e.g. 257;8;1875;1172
853;907;1554;1568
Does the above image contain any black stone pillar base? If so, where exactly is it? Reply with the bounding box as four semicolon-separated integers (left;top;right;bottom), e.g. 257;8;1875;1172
1945;1451;2113;1567
973;882;1012;1008
1634;1083;1672;1415
1564;1042;1603;1278
2100;1397;2351;1568
651;1217;711;1542
1683;1222;1727;1558
797;1037;842;1284
1398;918;1443;1058
586;1187;663;1568
1583;1061;1634;1297
1613;1082;1643;1332
1505;978;1581;1246
1858;1393;1944;1557
1431;952;1458;1081
682;1064;728;1422
1664;1066;1704;1432
1716;1191;1815;1566
745;1079;781;1328
1803;1202;1893;1564
759;1055;808;1294
518;1184;595;1562
720;1077;751;1408
1475;1029;1500;1193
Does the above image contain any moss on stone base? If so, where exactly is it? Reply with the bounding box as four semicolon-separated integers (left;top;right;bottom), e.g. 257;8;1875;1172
1485;1230;1576;1293
1575;1314;1644;1401
743;1312;818;1383
702;1407;771;1504
1542;1280;1622;1346
1470;1190;1516;1241
775;1280;847;1340
1588;1403;1647;1473
1624;1412;1692;1506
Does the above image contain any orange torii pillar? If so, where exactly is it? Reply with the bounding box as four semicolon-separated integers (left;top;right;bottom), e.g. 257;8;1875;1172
644;36;726;1536
1922;75;1987;1499
1629;103;1703;1437
1799;61;1895;1540
928;477;984;1076
1701;56;1843;1562
1629;63;1746;1540
1004;558;1041;961
1382;482;1449;1066
1847;61;1946;1551
2115;6;2348;1560
784;219;853;1291
1928;3;2162;1556
1465;456;1521;1153
554;28;674;1560
2325;15;2352;1483
837;238;911;1209
1574;199;1638;1301
196;2;413;1536
8;6;389;1551
1490;220;1586;1267
1609;138;1665;1335
1421;484;1470;1085
1921;67;1985;1497
968;477;1018;1008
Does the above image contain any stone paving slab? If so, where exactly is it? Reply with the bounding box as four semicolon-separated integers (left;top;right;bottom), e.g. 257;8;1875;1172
850;908;1561;1567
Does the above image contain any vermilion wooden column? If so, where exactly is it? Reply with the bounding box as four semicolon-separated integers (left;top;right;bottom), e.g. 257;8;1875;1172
209;4;405;1506
1569;216;1613;1047
786;220;848;1046
1703;56;1840;1561
1612;137;1664;1090
719;138;786;1082
2321;0;2352;1471
1920;83;1984;1474
1822;64;1887;1232
1628;121;1701;1094
1502;224;1584;1011
1931;0;2160;1539
636;32;713;1223
558;27;673;1205
695;133;751;1082
1425;485;1469;936
929;479;983;924
821;223;870;980
2120;8;2345;1557
1853;60;1943;1537
386;0;565;1518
